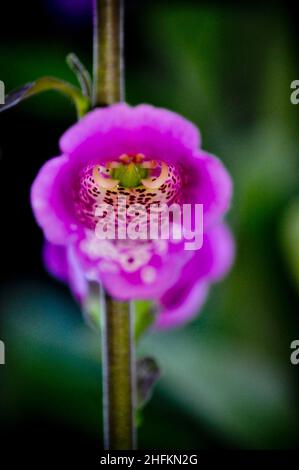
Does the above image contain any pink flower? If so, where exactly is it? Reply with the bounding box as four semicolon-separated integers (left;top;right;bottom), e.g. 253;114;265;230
31;103;233;315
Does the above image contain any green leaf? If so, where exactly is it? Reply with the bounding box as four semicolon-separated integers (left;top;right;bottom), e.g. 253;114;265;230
82;290;155;337
137;357;161;409
0;83;32;110
66;53;92;100
0;76;90;118
82;282;102;331
281;200;299;292
134;300;155;341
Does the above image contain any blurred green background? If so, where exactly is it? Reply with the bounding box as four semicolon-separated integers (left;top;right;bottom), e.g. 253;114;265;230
0;0;298;450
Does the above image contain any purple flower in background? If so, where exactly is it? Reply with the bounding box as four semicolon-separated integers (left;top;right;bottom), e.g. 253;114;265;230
45;0;92;24
31;103;233;325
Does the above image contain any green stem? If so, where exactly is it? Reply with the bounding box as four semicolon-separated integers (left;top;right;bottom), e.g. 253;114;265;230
102;292;136;450
92;0;135;450
93;0;124;106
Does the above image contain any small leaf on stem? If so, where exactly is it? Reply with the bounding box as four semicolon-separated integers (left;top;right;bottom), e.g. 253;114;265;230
134;300;155;341
82;281;102;331
66;53;93;100
137;357;161;409
0;76;90;118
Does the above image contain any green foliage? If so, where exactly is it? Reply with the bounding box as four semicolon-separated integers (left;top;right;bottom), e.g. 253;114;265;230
281;200;299;292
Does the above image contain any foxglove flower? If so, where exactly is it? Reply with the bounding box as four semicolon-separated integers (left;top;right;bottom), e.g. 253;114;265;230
46;0;92;24
31;103;233;305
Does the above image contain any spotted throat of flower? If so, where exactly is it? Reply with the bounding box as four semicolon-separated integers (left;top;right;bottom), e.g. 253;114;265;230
73;153;183;231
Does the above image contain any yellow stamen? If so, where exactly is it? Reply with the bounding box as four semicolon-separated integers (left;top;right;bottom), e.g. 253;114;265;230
141;160;157;169
135;153;145;163
107;161;122;169
119;154;131;164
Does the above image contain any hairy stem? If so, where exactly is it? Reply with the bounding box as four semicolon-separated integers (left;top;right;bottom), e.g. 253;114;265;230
101;292;136;450
92;0;135;450
93;0;124;106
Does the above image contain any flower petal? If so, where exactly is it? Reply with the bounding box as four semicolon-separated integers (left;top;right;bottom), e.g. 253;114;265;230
156;282;209;329
43;241;69;283
31;155;84;244
186;151;233;229
59;104;201;165
156;223;234;328
73;230;194;301
43;241;88;302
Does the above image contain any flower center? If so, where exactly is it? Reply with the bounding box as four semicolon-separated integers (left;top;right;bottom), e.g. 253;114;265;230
73;153;183;230
92;153;169;190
